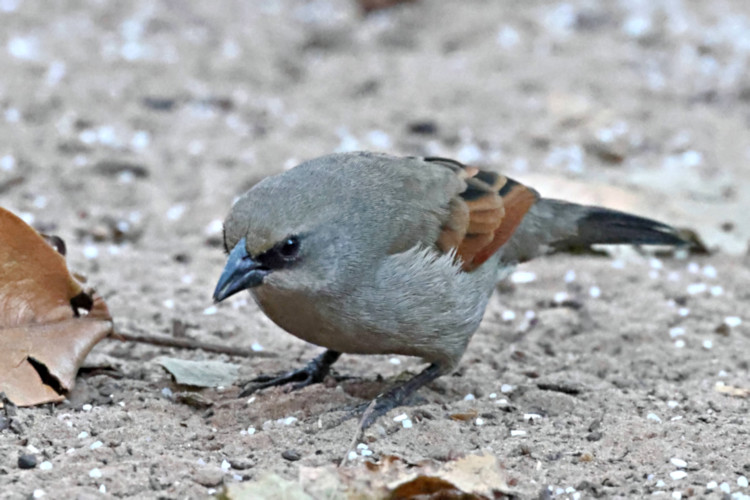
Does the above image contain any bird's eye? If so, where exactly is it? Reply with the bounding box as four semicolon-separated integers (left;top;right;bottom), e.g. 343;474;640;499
278;236;300;258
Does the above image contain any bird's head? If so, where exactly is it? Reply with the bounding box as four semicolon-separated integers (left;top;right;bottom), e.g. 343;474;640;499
212;159;359;303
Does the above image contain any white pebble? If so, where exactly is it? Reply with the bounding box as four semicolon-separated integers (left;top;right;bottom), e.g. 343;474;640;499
356;443;368;450
361;449;373;457
511;271;536;284
702;340;713;350
674;339;685;349
221;459;231;472
205;219;223;236
83;245;99;260
589;286;601;298
687;262;700;274
525;310;536;320
501;310;516;321
687;283;707;295
670;457;687;468
710;286;724;297
739;476;749;488
347;450;357;461
670;470;687;480
393;413;408;422
251;342;264;352
669;327;685;338
366;130;392;149
33;490;45;499
720;482;731;493
510;429;527;437
464;393;475;401
725;316;742;328
77;431;89;439
656;480;666;488
162;299;175;309
671;491;681;500
554;291;569;303
564;270;576;282
39;461;52;471
707;481;718;489
82;404;93;412
702;265;717;278
388;357;401;365
99;485;106;494
282;416;297;426
500;384;514;393
26;444;40;454
524;413;542;422
647;413;662;422
667;400;679;409
166;204;186;221
475;418;485;426
0;154;15;171
247;427;255;435
161;387;173;398
650;258;663;270
488;393;497;399
202;306;218;315
89;468;102;479
90;441;103;450
678;308;690;317
401;419;413;429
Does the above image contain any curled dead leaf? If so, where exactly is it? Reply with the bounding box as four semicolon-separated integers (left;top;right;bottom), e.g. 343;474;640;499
0;207;113;406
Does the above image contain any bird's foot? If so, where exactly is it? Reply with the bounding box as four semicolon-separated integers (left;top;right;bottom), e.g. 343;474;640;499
345;363;442;432
239;349;341;397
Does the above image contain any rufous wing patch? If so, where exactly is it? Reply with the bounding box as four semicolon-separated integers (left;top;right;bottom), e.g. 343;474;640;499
434;161;538;271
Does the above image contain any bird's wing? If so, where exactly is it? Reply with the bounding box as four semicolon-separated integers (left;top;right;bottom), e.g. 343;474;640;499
423;157;539;271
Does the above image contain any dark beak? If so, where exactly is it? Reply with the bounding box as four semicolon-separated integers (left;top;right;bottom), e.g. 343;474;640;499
213;238;268;302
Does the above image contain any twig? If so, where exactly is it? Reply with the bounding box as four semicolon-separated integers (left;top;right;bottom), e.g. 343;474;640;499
339;398;377;467
110;331;276;358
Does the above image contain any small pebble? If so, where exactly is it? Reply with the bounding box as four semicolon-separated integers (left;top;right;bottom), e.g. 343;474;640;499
251;342;264;352
90;441;103;450
39;461;52;471
488;393;497;399
202;306;218;315
589;286;601;298
669;327;685;338
388;357;401;365
674;339;685;349
647;413;662;422
401;419;413;429
678;308;690;317
710;286;724;297
33;490;45;499
687;283;707;295
707;481;718;489
725;316;742;328
347;451;357;461
501;310;516;321
671;491;681;500
670;470;687;480
511;271;536;284
670;457;687;468
393;413;408;422
564;270;576;282
720;482;731;493
475;418;485;426
464;393;475;401
500;384;514;393
739;476;749;488
82;404;93;412
281;450;301;461
220;459;231;472
702;339;713;350
510;430;527;437
18;454;36;469
89;468;102;479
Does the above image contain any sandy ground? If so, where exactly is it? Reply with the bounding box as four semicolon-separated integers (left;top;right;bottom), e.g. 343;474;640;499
1;0;749;498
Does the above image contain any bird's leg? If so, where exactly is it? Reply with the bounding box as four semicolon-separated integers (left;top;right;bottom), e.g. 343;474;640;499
353;363;442;431
239;349;341;397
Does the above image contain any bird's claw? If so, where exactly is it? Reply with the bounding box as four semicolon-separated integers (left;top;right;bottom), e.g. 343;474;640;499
238;350;341;398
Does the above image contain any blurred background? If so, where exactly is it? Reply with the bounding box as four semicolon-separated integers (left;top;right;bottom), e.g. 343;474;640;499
1;0;748;262
2;2;749;497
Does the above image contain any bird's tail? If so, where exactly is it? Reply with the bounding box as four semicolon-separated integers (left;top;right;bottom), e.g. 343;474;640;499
502;198;687;263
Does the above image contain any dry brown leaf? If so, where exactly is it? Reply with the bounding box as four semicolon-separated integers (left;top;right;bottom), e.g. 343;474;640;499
303;453;510;499
0;207;112;406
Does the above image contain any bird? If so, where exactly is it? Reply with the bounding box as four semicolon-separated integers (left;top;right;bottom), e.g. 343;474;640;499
213;151;686;430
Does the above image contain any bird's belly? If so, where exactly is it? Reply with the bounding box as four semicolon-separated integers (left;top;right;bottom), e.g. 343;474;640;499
251;288;393;355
